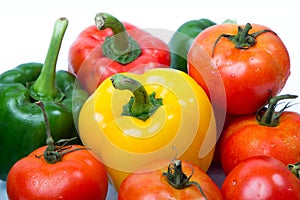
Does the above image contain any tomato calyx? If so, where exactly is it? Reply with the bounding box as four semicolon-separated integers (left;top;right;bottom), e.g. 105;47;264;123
35;101;88;164
162;159;208;200
256;94;298;127
212;23;276;57
110;74;163;121
288;162;300;179
95;12;141;64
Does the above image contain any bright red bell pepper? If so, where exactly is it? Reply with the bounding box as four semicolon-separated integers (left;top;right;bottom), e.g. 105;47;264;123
68;13;170;94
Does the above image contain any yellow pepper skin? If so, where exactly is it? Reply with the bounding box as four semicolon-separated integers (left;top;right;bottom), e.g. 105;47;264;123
78;68;217;191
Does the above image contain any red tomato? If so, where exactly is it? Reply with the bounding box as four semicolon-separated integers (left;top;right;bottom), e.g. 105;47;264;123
213;112;238;164
118;160;223;200
220;111;300;175
188;23;290;115
221;156;300;200
6;145;108;200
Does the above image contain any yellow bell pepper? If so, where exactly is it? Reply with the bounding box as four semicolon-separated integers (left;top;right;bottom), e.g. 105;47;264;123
78;68;217;191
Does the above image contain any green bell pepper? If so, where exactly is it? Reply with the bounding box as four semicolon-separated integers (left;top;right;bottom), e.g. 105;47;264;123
0;18;88;181
169;18;216;73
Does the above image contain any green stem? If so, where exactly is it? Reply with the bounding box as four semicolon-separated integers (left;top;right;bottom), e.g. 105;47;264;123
256;94;298;127
288;162;300;179
35;101;88;164
95;12;128;51
162;160;208;200
94;12;141;64
212;23;276;57
110;74;162;121
30;18;67;101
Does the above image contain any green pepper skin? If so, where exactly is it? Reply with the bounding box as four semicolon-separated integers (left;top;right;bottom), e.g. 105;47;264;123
0;63;88;181
0;18;89;181
169;19;216;73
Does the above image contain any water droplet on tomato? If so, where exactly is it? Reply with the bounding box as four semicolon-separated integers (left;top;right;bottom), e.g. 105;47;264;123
270;143;276;148
232;180;237;186
255;68;261;72
31;180;38;186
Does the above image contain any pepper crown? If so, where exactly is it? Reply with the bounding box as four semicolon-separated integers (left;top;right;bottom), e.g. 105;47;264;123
95;12;141;64
110;74;162;121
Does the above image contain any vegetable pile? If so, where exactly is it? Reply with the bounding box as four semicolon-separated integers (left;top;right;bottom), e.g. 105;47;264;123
1;11;299;200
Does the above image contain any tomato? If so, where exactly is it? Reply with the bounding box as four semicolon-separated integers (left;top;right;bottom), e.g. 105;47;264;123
219;110;300;175
118;159;223;200
188;23;290;115
213;112;238;164
6;145;108;200
221;156;300;200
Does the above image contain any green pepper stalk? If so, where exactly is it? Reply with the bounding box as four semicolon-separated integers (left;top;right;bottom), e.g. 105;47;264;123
110;74;162;121
95;13;141;64
0;18;88;181
29;18;68;101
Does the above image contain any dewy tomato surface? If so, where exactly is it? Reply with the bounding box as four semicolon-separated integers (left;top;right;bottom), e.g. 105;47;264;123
188;23;290;115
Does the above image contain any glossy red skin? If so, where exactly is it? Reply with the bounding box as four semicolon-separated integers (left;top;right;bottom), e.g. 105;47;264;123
221;156;300;200
118;160;223;200
213;113;239;164
6;145;108;200
68;22;170;94
220;111;300;175
188;23;290;115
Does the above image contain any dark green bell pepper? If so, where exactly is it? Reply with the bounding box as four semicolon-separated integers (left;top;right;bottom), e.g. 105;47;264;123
0;18;88;181
169;18;216;73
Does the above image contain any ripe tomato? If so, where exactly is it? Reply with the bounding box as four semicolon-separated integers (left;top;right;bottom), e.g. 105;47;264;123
221;156;300;200
6;145;108;200
219;111;300;175
118;160;223;200
188;23;290;115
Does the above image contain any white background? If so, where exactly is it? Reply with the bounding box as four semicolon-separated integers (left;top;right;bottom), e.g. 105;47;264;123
0;0;299;199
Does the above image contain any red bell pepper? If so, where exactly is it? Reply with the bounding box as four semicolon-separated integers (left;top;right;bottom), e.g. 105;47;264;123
68;13;170;94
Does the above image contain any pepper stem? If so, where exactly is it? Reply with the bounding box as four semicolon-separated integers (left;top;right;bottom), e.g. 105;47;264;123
212;23;276;57
162;160;208;200
30;18;67;101
95;12;141;64
110;74;162;121
256;94;298;127
35;101;88;164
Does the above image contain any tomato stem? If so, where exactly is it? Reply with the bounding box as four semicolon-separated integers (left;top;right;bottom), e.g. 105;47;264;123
95;12;141;64
212;23;276;57
110;74;162;121
256;94;298;127
35;101;88;164
288;162;300;179
162;160;208;200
